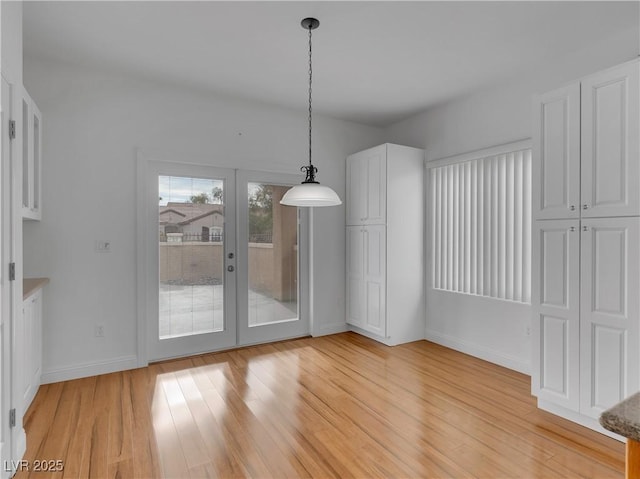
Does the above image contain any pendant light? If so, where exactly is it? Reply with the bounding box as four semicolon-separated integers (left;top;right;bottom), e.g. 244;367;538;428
280;18;342;207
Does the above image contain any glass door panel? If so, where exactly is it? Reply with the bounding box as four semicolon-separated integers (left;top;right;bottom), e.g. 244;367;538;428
144;161;236;362
159;175;225;339
247;182;298;326
237;171;309;346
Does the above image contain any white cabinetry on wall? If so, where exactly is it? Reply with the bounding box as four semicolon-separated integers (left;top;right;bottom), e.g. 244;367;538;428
21;288;43;413
532;59;640;433
21;88;42;221
533;61;639;220
346;225;386;336
579;217;639;419
532;220;581;411
346;148;386;225
346;144;424;346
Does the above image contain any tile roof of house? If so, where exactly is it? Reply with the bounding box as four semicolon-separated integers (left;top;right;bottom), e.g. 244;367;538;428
159;202;224;225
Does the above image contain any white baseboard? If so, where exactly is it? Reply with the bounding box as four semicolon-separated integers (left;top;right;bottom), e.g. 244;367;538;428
425;328;530;374
313;322;348;337
537;399;624;442
41;355;139;384
5;429;27;476
15;428;26;467
348;324;398;346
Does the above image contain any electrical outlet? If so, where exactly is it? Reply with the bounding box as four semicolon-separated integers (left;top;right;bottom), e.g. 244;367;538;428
525;326;531;337
95;324;105;338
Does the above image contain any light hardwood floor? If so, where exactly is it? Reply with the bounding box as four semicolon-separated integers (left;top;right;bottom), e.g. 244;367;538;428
18;333;623;478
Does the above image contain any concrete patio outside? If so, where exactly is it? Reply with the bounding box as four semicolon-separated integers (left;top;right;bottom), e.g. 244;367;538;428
159;284;298;339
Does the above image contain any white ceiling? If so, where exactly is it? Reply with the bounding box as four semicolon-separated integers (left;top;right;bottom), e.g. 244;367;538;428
23;1;639;127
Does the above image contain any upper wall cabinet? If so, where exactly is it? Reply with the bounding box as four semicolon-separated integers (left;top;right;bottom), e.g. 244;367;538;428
533;59;639;220
22;88;42;221
346;145;386;225
532;84;580;219
581;62;639;218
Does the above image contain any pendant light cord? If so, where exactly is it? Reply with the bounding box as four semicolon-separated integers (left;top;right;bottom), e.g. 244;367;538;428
307;25;314;171
280;17;342;205
301;23;318;184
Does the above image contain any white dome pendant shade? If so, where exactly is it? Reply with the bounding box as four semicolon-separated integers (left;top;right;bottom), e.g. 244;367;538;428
280;181;342;207
280;17;342;208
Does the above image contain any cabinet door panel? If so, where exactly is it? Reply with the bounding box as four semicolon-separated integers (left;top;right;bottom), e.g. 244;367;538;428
580;217;639;418
581;61;639;217
532;84;580;219
346;156;365;225
21;88;42;220
590;325;625;410
21;95;31;211
346;227;364;326
540;315;570;395
366;282;383;331
21;299;32;406
32;292;42;387
531;220;580;411
31;102;42;216
365;151;386;224
346;145;386;225
364;225;386;336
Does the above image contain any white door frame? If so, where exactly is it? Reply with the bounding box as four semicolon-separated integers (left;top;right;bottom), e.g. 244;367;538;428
2;77;26;477
0;75;13;479
137;155;237;363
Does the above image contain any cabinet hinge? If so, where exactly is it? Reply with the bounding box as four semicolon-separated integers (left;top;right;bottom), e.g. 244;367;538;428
8;263;15;281
9;408;15;428
8;120;16;140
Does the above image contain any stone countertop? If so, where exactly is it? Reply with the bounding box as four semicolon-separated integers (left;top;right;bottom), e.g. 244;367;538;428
23;277;49;300
600;392;640;442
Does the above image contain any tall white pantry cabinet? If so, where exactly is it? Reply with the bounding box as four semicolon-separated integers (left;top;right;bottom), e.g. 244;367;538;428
531;59;640;433
345;143;425;346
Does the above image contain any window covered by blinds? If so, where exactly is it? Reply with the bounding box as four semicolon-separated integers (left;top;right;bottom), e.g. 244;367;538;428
429;143;532;303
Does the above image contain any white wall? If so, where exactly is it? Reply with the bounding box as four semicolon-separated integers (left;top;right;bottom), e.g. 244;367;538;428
1;1;22;85
23;58;383;381
386;25;639;374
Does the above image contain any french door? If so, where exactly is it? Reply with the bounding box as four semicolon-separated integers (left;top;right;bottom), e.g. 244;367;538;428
138;159;308;362
236;170;309;346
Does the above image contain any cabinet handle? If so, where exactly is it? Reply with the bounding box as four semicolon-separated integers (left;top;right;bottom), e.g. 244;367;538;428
583;225;588;232
570;226;575;232
583;204;589;210
569;205;576;211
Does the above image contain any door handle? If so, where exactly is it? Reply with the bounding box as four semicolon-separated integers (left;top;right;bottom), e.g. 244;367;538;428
227;265;235;272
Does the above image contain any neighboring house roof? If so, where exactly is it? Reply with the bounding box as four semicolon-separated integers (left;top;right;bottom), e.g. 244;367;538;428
159;208;187;217
178;210;223;226
159;202;224;226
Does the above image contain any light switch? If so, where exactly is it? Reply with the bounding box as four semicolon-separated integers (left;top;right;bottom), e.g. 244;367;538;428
95;240;111;253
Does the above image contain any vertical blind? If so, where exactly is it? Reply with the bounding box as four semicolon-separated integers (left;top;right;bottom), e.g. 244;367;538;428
429;147;532;303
